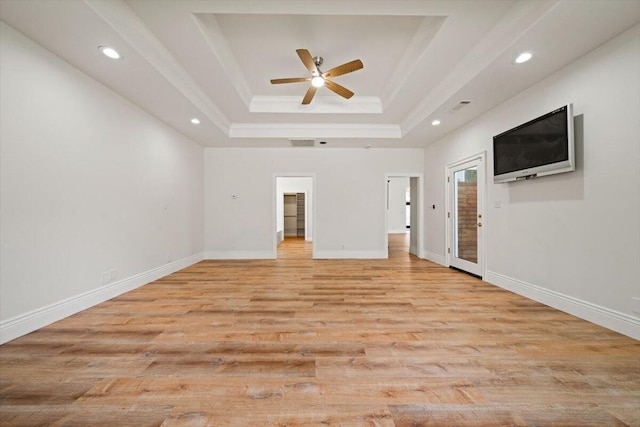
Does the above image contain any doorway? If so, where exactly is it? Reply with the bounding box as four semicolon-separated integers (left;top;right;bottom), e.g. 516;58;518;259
446;153;485;278
385;174;423;258
274;175;315;258
283;193;305;238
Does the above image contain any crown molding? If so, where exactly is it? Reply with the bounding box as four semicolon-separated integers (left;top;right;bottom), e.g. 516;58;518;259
193;13;253;109
400;0;559;135
380;15;446;107
175;1;460;16
84;0;231;134
230;123;401;139
250;96;383;114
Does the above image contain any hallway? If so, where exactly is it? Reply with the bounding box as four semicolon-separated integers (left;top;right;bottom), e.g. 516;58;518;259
277;233;414;260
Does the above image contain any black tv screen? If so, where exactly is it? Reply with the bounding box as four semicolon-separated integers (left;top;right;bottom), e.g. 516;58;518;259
493;105;574;183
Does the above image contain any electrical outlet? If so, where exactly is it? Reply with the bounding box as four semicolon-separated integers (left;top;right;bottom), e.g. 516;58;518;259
166;254;172;263
108;269;117;281
632;297;640;314
101;271;109;284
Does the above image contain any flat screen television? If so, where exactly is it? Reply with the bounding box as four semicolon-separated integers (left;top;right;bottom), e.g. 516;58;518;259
493;104;574;183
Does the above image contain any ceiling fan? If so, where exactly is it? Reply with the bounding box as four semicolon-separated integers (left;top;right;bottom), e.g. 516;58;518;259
270;49;363;105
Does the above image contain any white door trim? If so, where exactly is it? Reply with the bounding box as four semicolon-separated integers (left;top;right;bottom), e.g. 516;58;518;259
445;152;486;278
273;174;316;259
384;173;425;259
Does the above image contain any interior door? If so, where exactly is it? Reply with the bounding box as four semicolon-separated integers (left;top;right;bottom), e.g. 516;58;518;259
448;155;484;277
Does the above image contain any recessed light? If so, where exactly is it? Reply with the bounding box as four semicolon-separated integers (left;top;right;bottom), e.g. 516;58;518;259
431;120;441;126
515;52;532;64
190;118;200;125
311;76;325;88
99;46;121;60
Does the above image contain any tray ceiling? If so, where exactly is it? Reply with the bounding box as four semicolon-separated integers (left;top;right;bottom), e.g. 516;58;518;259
1;0;638;147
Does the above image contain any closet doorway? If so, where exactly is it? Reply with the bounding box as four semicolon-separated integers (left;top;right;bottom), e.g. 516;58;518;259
283;193;305;238
274;175;315;259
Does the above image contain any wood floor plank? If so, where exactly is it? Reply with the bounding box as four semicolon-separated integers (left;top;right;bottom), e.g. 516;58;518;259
1;234;638;425
389;404;629;427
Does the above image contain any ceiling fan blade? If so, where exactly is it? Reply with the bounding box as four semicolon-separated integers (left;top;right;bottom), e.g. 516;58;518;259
322;59;363;79
324;80;354;99
296;49;319;75
270;77;310;84
302;85;318;105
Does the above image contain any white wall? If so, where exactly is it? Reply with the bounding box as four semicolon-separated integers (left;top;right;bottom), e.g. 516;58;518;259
276;177;313;242
205;148;424;259
0;22;204;343
387;177;409;233
423;24;640;338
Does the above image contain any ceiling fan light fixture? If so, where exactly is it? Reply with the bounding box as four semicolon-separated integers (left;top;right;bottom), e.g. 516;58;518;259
271;49;363;104
311;76;325;88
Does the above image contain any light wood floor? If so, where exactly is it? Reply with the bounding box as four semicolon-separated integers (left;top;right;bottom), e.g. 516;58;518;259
1;234;639;426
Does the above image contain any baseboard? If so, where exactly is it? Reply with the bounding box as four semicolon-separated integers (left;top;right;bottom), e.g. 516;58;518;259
313;250;387;259
485;271;640;340
425;251;446;266
204;250;276;260
0;252;204;345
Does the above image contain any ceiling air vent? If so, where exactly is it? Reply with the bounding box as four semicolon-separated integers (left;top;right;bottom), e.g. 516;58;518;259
451;100;472;111
290;139;315;147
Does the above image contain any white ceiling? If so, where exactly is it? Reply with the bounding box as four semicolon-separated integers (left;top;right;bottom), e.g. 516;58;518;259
1;0;639;148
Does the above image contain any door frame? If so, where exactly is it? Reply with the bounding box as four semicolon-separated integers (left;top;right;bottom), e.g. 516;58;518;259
384;173;424;258
273;174;316;258
445;152;486;278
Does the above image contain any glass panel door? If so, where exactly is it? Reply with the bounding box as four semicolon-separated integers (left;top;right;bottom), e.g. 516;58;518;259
448;155;484;277
454;167;478;263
